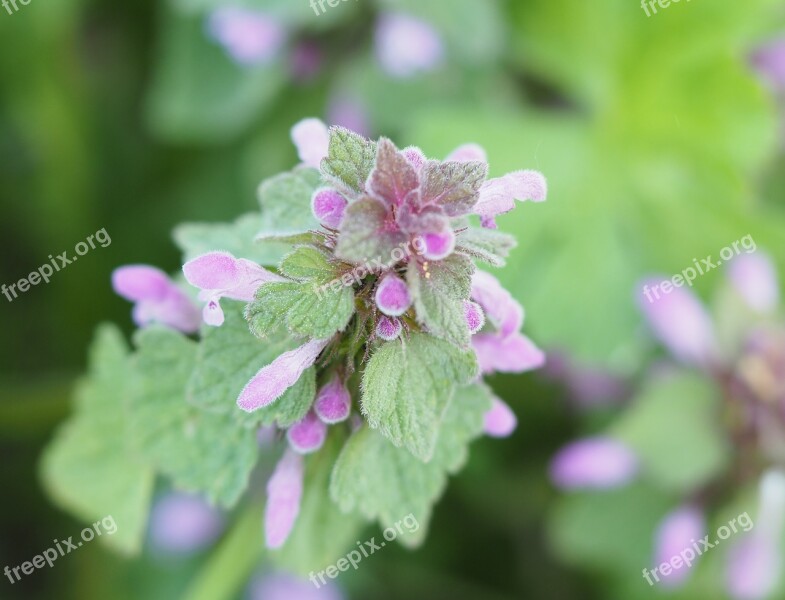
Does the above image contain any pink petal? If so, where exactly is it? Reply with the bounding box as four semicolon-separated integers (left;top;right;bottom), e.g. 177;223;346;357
727;253;780;313
402;146;426;171
726;536;780;600
473;170;547;228
445;143;487;163
286;410;328;454
112;265;173;302
312;188;348;229
264;449;304;549
422;229;456;261
471;270;524;337
484;397;517;437
472;332;545;374
207;8;286;66
237;339;329;412
464;300;486;335
637;278;717;368
375;315;402;341
149;492;224;554
375;273;412;316
183;251;244;291
313;376;352;424
291;118;329;169
375;13;444;79
201;299;225;327
549;437;638;490
653;506;706;587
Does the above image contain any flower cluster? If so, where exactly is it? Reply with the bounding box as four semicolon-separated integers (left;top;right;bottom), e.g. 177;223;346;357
111;118;546;551
550;252;785;598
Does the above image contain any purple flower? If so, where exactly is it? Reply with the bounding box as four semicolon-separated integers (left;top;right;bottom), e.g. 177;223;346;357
207;8;286;66
375;315;403;341
653;506;706;587
474;170;548;229
727;253;780;313
638;278;718;369
183;251;284;327
375;14;444;78
112;265;201;333
464;300;485;335
375;272;412;316
264;449;304;549
286;409;328;454
550;437;638;490
248;572;343;600
327;93;371;137
148;492;224;555
446;143;487;163
751;38;785;91
289;40;323;82
291;118;330;169
311;188;348;229
238;338;329;412
483;396;517;438
470;270;545;374
313;376;352;424
726;537;781;600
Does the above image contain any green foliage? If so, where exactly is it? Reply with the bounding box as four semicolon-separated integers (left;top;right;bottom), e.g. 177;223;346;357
407;253;474;347
245;246;355;339
130;327;259;508
420;160;487;216
334;197;407;263
321;127;377;196
331;383;492;546
454;225;517;267
40;326;154;555
610;372;730;493
360;333;478;461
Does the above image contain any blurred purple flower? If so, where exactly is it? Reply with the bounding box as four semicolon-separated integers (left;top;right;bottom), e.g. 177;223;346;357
550;437;638;490
148;492;224;554
653;506;706;587
375;13;444;78
728;253;780;313
726;536;781;600
264;449;304;549
207;8;286;66
483;396;517;438
327;93;371;137
290;40;323;82
248;572;343;600
751;39;785;91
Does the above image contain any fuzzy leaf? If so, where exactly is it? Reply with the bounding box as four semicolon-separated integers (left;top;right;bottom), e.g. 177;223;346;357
407;253;474;347
334;196;407;264
246;281;354;339
368;138;419;207
279;246;335;283
257;167;322;238
420;160;487;216
455;226;517;267
321;127;377;196
331;383;492;546
40;325;154;555
361;333;479;461
188;308;315;428
130;327;258;507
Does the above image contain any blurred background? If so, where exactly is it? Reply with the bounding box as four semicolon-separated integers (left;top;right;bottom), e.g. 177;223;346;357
1;0;785;598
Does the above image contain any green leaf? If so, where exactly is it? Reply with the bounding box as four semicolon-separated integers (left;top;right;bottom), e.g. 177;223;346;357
40;325;154;555
334;197;407;264
321;127;377;196
455;225;517;267
361;333;479;460
420;160;488;217
130;327;258;507
331;383;492;546
174;213;283;267
407;253;474;347
279;246;335;283
246;280;355;340
273;429;366;574
257;167;322;239
188;308;315;428
610;372;731;493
